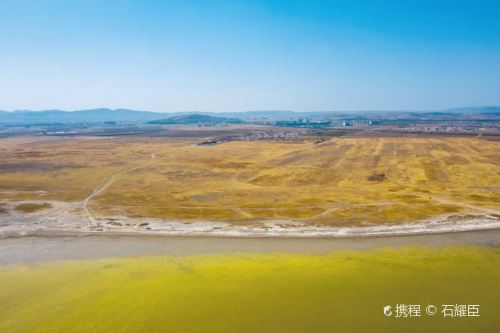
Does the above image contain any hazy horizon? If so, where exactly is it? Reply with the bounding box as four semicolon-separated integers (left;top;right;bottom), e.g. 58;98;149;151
1;105;499;114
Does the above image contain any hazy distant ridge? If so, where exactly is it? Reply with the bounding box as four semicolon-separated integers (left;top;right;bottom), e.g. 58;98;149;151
0;106;498;125
0;108;163;124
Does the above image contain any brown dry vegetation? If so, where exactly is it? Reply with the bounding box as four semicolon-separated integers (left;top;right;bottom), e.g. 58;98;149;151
0;133;499;225
14;202;53;213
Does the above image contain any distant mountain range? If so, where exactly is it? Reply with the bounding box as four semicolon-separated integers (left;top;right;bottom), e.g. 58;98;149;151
0;107;498;125
0;108;163;124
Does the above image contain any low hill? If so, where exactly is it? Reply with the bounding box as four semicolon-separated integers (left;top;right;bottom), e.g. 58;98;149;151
445;106;500;114
148;114;244;125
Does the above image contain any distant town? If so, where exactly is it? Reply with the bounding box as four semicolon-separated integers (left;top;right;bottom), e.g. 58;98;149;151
0;107;499;139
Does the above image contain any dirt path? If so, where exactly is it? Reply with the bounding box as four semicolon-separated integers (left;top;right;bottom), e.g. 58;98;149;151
82;151;162;227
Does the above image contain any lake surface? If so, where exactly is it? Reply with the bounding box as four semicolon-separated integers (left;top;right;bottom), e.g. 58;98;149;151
0;246;499;332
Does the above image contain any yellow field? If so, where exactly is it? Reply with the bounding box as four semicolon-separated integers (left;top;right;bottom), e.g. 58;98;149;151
0;133;499;225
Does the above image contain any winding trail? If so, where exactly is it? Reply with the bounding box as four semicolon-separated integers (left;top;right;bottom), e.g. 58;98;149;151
83;151;162;227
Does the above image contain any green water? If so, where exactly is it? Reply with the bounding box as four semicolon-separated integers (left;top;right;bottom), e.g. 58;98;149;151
0;246;499;332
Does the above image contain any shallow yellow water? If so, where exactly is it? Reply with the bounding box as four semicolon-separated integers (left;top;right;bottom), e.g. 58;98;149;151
0;246;499;332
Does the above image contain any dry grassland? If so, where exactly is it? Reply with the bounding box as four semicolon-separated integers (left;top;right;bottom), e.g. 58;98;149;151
0;134;498;225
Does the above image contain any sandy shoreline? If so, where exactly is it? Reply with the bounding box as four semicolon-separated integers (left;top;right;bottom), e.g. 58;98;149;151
1;228;499;265
2;199;500;238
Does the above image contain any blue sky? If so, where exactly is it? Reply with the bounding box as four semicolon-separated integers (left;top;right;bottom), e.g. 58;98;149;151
1;0;499;112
